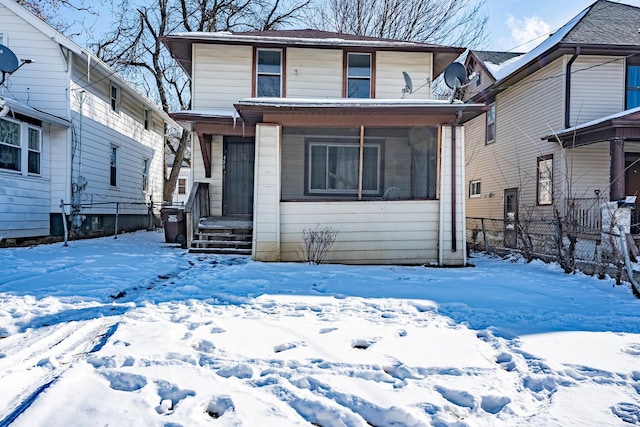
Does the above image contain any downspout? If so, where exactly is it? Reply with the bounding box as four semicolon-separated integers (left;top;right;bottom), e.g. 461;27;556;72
565;47;580;129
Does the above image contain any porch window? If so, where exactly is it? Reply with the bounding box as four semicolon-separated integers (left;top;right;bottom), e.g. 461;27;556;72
486;103;495;143
110;145;118;187
307;139;381;195
469;180;481;198
627;58;640;109
0;117;21;171
537;154;553;205
256;49;282;97
346;53;371;98
27;127;41;174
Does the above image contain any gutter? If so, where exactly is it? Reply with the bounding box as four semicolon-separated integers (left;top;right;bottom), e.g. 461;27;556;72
565;47;580;129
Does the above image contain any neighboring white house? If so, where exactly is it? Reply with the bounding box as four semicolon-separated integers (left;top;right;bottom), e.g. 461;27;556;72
166;163;191;206
0;0;178;242
163;30;485;265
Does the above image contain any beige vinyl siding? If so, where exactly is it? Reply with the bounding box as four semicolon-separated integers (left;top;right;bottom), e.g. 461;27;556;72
376;51;432;99
565;142;611;200
570;55;624;126
191;134;223;216
279;200;439;264
49;126;71;211
286;48;342;98
439;126;466;265
192;44;252;110
0;4;68;117
253;124;281;261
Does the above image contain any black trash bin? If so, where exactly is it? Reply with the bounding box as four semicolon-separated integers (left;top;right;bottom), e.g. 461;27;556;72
160;207;186;245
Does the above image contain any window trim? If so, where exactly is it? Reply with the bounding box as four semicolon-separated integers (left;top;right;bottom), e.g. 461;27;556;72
486;103;496;144
110;83;120;113
469;180;481;198
344;52;375;98
254;48;285;98
304;137;383;196
0;116;22;173
109;145;118;187
536;154;553;206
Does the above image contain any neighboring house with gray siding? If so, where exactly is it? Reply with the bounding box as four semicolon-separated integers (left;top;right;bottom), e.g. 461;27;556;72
163;29;485;265
463;0;640;240
0;0;178;242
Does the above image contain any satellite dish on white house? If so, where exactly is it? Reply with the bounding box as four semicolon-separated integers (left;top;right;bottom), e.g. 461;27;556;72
444;62;466;90
0;44;19;73
402;71;413;95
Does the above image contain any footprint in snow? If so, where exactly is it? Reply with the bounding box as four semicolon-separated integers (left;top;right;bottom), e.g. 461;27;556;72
611;402;640;424
101;371;147;392
319;327;337;334
274;341;305;353
154;380;196;414
622;343;640;356
435;385;475;410
206;395;235;419
351;337;379;350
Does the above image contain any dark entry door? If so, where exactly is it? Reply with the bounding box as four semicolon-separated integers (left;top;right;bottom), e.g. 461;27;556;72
504;188;518;248
625;153;640;233
223;137;255;216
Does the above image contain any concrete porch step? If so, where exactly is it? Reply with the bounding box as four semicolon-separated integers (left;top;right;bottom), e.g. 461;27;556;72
189;247;252;255
189;216;253;255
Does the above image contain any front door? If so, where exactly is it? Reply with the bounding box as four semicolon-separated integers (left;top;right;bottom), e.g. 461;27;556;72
625;153;640;233
223;137;255;216
504;188;518;248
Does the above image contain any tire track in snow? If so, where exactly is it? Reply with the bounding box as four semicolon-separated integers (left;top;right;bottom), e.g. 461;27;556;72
0;318;120;426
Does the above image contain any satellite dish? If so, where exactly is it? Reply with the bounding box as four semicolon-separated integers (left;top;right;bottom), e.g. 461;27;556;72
402;71;413;94
0;44;19;73
444;62;466;90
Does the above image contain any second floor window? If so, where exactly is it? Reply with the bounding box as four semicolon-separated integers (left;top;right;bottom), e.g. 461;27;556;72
346;53;371;98
627;58;640;109
110;145;118;187
256;49;282;97
486;103;496;143
144;109;150;130
110;84;120;112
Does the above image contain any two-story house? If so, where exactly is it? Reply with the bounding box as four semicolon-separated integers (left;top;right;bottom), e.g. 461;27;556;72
463;0;640;245
163;29;486;265
0;0;178;243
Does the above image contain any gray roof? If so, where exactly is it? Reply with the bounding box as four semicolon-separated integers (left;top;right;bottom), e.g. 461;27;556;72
562;0;640;46
472;51;523;66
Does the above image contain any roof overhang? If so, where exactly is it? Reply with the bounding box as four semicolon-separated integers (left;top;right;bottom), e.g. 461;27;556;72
0;97;72;128
543;109;640;147
233;98;487;127
161;33;464;79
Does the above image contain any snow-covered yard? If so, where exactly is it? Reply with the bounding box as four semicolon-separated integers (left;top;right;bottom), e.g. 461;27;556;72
0;230;639;426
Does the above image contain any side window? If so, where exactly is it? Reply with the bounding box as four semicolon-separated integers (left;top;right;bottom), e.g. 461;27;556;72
27;127;41;174
256;49;282;97
144;109;150;131
0;117;21;171
142;158;149;192
537;154;553;205
178;178;186;195
110;145;118;187
110;84;120;112
627;58;640;109
346;53;372;98
469;180;481;198
486;104;496;144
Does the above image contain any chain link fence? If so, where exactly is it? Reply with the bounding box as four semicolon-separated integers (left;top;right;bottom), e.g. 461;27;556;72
466;215;640;288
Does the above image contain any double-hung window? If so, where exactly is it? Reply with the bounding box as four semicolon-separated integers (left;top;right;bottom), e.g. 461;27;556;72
486;103;496;143
178;178;186;195
256;49;282;97
627;58;640;109
307;139;381;195
469;180;481;198
110;84;120;112
346;53;372;98
0;118;41;174
537;154;553;205
0;118;21;171
142;158;149;192
110;145;118;187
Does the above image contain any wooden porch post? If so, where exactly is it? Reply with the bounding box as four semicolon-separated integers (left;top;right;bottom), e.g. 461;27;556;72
610;137;625;201
358;125;364;200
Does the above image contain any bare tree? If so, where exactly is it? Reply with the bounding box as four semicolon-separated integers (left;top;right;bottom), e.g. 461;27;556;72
93;0;310;201
306;0;488;48
15;0;95;36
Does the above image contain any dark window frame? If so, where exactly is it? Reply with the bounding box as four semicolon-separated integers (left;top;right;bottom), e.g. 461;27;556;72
254;48;284;98
486;103;496;144
110;145;118;187
344;52;374;99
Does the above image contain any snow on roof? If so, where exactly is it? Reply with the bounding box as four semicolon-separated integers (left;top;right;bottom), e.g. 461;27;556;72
548;105;640;137
236;97;480;107
173;109;239;119
492;6;590;82
484;55;524;79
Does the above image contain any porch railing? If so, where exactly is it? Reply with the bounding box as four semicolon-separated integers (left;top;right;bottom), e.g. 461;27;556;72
184;182;209;249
